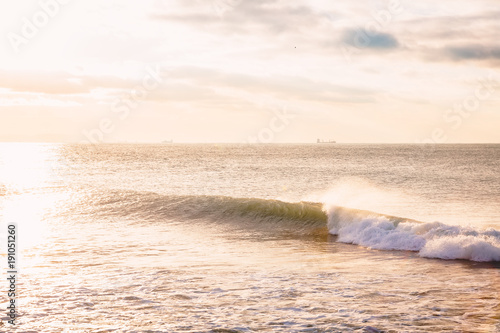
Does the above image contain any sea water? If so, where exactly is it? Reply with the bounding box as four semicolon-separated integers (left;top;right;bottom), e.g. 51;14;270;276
0;143;499;332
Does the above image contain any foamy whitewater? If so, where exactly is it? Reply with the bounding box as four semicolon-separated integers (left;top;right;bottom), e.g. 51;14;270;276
0;143;499;332
326;206;500;262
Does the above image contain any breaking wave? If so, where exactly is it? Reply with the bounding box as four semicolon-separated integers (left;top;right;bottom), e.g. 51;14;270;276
87;190;500;262
326;205;500;262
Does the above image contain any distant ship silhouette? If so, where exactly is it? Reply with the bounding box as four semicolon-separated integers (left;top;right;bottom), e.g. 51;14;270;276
317;139;336;143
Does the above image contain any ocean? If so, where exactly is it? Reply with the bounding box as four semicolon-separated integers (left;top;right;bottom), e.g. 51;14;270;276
0;143;499;332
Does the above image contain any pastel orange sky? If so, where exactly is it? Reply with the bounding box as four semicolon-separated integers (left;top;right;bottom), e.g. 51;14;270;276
1;0;499;143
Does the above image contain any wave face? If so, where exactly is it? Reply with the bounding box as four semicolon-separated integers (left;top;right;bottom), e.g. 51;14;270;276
90;191;328;232
326;206;500;262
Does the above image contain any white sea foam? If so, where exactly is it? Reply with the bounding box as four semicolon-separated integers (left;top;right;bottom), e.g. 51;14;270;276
325;205;500;262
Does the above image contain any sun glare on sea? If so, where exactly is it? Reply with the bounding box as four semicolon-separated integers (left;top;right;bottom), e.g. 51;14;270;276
0;143;56;192
0;143;67;249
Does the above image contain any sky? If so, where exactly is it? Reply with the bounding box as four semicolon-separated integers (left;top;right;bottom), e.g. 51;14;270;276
0;0;499;143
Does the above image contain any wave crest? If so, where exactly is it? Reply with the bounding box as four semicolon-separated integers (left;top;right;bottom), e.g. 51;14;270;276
326;206;500;262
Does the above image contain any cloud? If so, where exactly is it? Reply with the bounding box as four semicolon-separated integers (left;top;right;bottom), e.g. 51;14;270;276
341;29;399;50
0;71;90;95
151;0;322;35
445;45;500;60
155;66;377;105
0;69;157;96
389;9;500;66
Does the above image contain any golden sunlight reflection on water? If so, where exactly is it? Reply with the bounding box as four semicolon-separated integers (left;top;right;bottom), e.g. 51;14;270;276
0;143;57;192
0;143;69;250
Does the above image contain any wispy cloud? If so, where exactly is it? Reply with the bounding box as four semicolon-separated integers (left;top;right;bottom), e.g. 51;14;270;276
152;0;322;35
445;45;500;61
341;29;399;50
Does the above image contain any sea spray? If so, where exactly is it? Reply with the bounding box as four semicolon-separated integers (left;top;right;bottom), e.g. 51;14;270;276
325;205;500;262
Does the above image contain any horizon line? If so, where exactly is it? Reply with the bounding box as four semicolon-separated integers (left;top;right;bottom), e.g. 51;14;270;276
1;141;500;145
